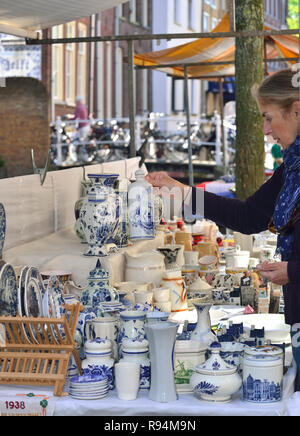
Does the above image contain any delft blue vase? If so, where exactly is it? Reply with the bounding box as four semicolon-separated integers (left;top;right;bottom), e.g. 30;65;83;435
80;174;120;256
80;259;119;309
128;169;155;241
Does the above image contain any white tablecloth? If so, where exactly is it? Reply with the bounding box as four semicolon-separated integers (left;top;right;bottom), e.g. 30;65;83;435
0;362;296;416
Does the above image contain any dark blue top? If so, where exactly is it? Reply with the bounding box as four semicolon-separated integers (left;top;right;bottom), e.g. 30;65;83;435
194;164;300;325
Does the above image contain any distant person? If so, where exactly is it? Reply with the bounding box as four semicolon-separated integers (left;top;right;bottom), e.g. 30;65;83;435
70;96;90;139
271;142;283;170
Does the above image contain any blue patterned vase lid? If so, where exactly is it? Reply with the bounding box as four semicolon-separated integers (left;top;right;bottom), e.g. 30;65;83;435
88;259;110;280
195;341;237;375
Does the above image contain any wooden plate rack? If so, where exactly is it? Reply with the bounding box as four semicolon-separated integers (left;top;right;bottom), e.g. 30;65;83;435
0;303;83;396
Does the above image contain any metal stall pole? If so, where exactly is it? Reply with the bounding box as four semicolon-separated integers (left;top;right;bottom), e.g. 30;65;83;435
127;39;136;158
184;66;194;186
218;77;226;171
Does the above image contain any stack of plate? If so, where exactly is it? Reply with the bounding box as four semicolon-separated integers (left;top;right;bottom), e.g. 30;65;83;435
69;374;109;400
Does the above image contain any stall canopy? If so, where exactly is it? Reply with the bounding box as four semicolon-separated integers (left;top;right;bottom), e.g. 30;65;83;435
0;0;128;39
134;13;299;78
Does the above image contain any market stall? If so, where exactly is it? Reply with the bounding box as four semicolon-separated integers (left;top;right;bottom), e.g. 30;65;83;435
0;157;297;416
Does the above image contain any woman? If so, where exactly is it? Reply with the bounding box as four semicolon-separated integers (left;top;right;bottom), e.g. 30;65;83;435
146;68;300;390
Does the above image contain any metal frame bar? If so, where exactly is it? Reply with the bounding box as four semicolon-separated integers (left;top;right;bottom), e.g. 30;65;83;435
25;27;299;45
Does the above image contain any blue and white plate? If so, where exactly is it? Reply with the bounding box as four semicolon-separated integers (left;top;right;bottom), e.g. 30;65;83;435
0;263;18;316
45;275;66;342
70;374;108;385
0;203;6;258
24;267;44;318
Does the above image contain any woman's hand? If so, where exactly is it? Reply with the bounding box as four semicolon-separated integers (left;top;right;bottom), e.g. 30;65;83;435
256;261;289;286
145;171;187;192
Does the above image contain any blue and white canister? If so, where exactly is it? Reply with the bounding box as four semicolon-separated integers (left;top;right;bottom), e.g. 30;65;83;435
81;338;115;390
128;169;155;241
242;346;283;403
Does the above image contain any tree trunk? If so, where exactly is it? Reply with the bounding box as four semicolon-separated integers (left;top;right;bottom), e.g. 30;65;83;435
235;0;265;200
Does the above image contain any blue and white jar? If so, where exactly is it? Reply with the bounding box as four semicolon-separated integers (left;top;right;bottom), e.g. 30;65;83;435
82;338;115;390
80;259;119;308
118;310;147;358
80;174;120;256
120;339;151;389
128;169;155;241
242;345;283;403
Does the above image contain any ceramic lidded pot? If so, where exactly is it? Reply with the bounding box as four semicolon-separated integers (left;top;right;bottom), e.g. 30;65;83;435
120;339;151;390
128;169;155;241
125;251;165;287
80;259;119;308
190;342;242;403
80;173;120;257
242;345;284;403
160;269;188;313
174;340;207;394
81;338;115;390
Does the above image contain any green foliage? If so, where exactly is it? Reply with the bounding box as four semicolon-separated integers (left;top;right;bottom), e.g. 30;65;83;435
0;154;5;168
287;0;299;29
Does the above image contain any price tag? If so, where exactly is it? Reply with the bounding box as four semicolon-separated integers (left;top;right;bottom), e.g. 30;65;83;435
0;393;55;416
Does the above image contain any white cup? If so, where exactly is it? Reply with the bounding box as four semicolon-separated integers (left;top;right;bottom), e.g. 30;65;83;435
134;290;153;305
153;301;172;312
153;287;170;303
115;362;140;400
183;251;199;266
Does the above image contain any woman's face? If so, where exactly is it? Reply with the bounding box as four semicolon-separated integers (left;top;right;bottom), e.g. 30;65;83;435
258;101;300;149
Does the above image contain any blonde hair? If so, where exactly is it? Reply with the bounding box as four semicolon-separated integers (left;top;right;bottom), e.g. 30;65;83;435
251;68;299;112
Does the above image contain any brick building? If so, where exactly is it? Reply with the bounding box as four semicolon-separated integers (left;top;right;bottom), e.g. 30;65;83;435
41;1;152;122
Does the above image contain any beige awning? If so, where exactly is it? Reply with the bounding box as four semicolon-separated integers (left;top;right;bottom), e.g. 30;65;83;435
0;0;128;38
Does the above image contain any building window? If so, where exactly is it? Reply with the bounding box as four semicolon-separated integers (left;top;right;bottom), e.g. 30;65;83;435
142;0;148;27
174;0;181;25
65;21;76;105
210;0;217;9
203;12;210;32
172;79;184;112
188;0;196;30
52;25;63;101
77;23;87;104
212;17;219;30
129;0;137;23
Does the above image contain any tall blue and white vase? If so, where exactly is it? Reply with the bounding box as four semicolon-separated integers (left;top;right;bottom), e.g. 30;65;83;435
80;259;119;309
118;310;147;358
120;339;151;390
128;169;155;241
82;338;115;390
80;173;120;256
108;178;129;248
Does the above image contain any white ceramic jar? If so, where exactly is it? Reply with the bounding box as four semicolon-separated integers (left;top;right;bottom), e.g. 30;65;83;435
224;245;250;269
190;342;242;403
174;340;207;394
242;345;283;403
120;339;151;390
128;169;155;241
82;338;115;390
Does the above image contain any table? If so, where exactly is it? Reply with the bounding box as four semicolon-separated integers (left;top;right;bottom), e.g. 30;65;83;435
0;362;296;416
3;226;165;287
